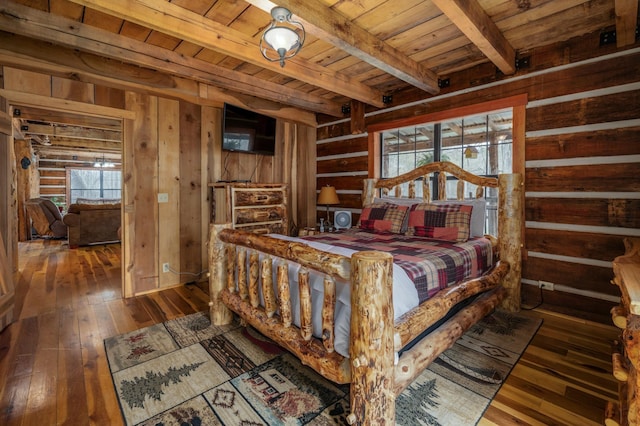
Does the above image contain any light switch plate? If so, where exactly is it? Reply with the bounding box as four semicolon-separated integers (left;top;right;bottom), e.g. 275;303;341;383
158;193;169;203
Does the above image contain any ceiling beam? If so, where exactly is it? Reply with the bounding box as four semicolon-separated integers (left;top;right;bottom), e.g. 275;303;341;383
246;0;440;95
615;0;639;47
35;137;122;152
0;88;136;120
34;146;121;158
0;35;317;127
14;105;122;131
431;0;516;75
67;0;385;107
0;2;339;118
19;122;122;142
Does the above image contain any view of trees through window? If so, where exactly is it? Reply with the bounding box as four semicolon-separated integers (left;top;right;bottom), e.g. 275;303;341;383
67;168;121;203
380;109;513;235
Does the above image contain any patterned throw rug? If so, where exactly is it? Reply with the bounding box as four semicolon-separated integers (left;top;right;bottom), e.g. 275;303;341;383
105;310;541;425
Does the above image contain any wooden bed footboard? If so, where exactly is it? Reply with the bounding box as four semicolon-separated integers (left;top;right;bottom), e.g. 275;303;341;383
208;225;512;424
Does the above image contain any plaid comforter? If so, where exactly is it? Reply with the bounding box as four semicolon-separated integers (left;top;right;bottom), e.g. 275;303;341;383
302;230;493;304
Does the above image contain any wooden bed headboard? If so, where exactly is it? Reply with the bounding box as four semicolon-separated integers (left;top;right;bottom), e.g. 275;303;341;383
362;161;523;311
363;161;498;206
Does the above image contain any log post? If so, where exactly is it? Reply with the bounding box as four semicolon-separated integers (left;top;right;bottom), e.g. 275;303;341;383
408;181;415;199
226;245;236;292
498;173;523;312
277;261;292;328
348;251;394;426
437;172;446;200
249;251;260;308
299;269;312;341
456;179;464;200
322;276;336;353
422;176;430;202
262;257;276;317
237;248;248;300
362;179;377;206
208;223;233;325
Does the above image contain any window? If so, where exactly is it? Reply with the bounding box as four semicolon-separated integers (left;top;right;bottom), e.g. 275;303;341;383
66;167;121;203
381;109;513;179
380;108;515;236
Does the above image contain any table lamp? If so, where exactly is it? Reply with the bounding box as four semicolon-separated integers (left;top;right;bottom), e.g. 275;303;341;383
317;185;340;231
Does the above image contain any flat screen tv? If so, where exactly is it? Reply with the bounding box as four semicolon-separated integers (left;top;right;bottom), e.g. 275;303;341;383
222;103;276;155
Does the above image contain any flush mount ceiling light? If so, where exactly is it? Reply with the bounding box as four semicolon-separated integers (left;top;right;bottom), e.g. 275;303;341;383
259;7;305;68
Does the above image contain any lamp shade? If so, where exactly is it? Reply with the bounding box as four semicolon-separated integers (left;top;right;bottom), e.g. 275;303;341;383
264;26;300;52
317;186;340;205
259;7;305;67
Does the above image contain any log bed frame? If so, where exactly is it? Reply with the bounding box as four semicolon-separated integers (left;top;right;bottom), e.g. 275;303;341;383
208;162;523;425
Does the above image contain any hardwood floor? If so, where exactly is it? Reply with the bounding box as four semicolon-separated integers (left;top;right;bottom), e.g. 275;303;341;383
0;240;620;425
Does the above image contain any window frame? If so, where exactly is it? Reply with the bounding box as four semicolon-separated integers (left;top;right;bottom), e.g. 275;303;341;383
367;95;527;180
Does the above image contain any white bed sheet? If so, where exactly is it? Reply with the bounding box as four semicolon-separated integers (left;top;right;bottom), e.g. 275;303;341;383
270;234;419;358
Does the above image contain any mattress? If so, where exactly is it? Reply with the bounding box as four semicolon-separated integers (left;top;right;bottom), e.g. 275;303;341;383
265;230;494;358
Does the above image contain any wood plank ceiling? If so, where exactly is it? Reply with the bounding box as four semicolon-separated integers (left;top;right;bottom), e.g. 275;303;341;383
0;0;637;137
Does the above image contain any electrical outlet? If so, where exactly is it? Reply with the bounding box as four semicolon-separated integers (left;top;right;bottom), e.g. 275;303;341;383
162;263;170;273
538;280;554;291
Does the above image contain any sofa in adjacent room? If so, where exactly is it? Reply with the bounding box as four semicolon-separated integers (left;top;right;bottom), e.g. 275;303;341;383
63;200;121;248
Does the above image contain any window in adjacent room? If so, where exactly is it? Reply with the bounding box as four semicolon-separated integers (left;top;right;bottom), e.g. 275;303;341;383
66;167;121;204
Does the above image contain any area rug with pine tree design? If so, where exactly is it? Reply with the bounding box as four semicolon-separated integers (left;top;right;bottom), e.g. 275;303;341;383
105;309;541;425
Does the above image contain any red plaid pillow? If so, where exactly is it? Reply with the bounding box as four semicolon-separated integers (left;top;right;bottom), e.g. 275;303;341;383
358;203;409;234
406;203;472;242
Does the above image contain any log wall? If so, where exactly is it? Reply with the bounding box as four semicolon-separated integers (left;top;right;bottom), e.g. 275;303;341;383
316;35;640;322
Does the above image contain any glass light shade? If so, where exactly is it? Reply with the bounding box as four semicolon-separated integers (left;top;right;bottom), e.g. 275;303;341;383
260;7;305;67
317;186;340;205
264;27;299;52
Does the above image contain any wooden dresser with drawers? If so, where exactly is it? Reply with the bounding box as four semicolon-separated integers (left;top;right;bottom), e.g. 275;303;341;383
210;182;288;235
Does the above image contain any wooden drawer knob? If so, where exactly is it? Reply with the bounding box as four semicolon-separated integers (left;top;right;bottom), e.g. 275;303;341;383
612;352;629;381
604;400;620;426
611;305;628;329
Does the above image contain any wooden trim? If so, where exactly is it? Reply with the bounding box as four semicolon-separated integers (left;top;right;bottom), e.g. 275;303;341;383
513;103;526;176
0;89;135;120
0;109;11;136
367;94;528;133
367;131;379;179
0;231;15;333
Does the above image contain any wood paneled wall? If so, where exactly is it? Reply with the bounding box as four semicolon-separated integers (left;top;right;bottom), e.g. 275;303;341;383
0;66;315;298
316;39;640;323
0;91;17;273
